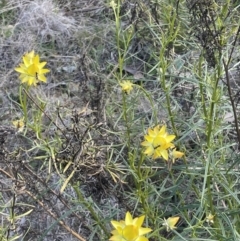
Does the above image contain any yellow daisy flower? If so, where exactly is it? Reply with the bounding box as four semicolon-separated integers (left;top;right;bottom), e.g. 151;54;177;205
141;125;176;160
12;117;25;133
110;0;117;8
163;216;180;232
206;213;215;224
15;50;50;86
171;148;184;163
110;212;152;241
119;80;133;94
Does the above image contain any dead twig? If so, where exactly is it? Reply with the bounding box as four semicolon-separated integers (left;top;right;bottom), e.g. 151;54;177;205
25;190;86;241
223;25;240;149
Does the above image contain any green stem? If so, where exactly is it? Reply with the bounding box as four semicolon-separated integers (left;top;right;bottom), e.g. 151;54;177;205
113;0;123;79
159;58;177;136
204;57;222;215
73;183;109;236
19;85;28;123
122;92;131;150
198;55;207;118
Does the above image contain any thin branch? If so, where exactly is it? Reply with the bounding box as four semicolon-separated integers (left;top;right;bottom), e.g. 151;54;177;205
25;190;86;241
223;59;240;148
23;88;69;140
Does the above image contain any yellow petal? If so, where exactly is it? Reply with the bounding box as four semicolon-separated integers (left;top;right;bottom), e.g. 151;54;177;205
159;125;166;135
153;147;164;159
125;212;133;225
144;146;154;156
141;141;151;147
29;50;35;58
33;54;40;64
111;220;124;230
173;149;184;159
38;74;47;82
134;215;145;227
15;67;26;74
139;227;152;236
39;68;50;74
163;217;179;232
160;149;168;160
165;134;176;143
23;55;30;66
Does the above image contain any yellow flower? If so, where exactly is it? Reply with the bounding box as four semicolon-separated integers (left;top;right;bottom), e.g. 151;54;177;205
171;148;184;163
12;117;25;132
110;212;152;241
110;0;117;8
141;125;175;160
119;80;133;94
163;217;179;232
15;50;50;86
206;213;215;224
